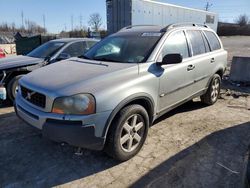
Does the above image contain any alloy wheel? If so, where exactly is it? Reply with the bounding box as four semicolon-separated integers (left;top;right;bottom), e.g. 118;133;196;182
211;77;220;102
119;114;145;153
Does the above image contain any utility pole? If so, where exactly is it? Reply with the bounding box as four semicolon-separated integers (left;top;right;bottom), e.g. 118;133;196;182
43;14;46;34
205;1;213;11
80;14;83;30
71;15;74;31
21;10;24;30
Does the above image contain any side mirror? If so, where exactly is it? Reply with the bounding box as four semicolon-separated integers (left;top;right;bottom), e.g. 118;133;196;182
57;53;71;60
159;54;183;65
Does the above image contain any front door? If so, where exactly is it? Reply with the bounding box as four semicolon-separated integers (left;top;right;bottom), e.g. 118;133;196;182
157;30;196;113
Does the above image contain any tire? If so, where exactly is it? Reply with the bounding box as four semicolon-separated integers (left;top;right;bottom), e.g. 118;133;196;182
105;104;149;161
201;74;221;105
7;75;24;102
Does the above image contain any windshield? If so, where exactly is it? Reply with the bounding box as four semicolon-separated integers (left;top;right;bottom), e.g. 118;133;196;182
84;34;163;63
27;41;65;59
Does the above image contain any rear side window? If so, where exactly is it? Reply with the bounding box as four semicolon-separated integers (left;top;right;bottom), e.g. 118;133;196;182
201;32;210;52
162;31;189;59
186;30;206;56
62;42;86;57
204;31;221;51
87;41;97;48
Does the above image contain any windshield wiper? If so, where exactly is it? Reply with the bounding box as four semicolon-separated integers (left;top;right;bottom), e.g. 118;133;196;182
93;57;120;62
78;55;91;60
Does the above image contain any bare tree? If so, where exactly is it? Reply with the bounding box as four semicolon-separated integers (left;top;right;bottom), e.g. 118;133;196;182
88;13;102;31
0;21;46;34
204;1;213;11
236;14;249;26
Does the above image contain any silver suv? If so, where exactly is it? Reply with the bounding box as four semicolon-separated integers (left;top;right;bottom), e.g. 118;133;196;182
15;24;227;161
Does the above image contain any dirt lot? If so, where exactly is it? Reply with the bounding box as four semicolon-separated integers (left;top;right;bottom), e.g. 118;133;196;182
0;36;250;188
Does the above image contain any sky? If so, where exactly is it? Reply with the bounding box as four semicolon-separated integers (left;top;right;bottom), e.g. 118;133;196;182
0;0;250;33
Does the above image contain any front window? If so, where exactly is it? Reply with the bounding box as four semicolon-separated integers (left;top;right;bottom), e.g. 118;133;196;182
27;41;65;59
84;33;163;63
161;31;190;59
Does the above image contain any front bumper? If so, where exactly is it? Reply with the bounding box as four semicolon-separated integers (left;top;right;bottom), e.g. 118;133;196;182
15;94;112;150
0;86;6;101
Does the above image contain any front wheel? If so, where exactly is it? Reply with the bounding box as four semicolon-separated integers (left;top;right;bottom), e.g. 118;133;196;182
105;105;149;161
201;74;221;105
7;75;24;102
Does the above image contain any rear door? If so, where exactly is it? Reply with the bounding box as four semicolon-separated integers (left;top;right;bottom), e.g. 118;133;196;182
185;30;212;92
203;30;226;73
157;30;195;112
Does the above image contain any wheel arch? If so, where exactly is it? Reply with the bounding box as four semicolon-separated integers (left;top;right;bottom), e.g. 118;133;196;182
102;93;155;138
4;70;29;87
215;68;224;79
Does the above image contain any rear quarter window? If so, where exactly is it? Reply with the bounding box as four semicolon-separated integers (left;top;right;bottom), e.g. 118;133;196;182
204;31;221;51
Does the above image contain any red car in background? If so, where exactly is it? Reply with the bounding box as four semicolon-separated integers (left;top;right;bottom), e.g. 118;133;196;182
0;48;6;58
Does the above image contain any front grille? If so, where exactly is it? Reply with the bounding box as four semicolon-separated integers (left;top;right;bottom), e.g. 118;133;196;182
21;86;46;108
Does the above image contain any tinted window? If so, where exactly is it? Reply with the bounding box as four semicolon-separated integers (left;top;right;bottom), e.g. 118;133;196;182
187;30;206;56
87;41;97;48
162;31;189;59
27;41;65;59
201;32;210;52
62;42;86;57
204;31;221;51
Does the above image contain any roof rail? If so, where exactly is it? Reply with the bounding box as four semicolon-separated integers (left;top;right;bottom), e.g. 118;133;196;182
161;23;210;32
119;25;158;32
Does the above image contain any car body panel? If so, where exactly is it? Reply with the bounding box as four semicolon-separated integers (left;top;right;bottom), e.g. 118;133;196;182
0;55;44;71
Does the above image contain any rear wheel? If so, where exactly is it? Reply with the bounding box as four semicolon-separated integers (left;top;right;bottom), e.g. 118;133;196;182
7;75;24;102
105;104;149;161
201;74;221;105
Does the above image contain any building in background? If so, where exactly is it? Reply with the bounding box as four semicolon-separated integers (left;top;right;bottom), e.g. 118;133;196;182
106;0;218;34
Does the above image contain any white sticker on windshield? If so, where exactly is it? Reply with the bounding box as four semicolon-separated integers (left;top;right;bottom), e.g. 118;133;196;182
141;33;162;37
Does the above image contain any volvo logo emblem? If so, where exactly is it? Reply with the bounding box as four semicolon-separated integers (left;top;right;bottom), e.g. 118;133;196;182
26;92;35;100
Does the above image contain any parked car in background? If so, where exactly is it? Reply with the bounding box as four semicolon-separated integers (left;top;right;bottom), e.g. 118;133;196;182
0;48;6;58
15;24;227;161
0;38;99;102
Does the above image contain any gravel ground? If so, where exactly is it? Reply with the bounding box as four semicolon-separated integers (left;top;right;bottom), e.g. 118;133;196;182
0;36;250;188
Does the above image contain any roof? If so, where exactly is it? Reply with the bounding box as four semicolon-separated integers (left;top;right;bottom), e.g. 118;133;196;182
51;38;99;43
142;0;217;16
0;33;15;44
117;25;164;34
117;24;211;34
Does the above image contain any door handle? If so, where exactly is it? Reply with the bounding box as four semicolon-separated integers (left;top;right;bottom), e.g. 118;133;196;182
187;65;195;71
211;58;215;63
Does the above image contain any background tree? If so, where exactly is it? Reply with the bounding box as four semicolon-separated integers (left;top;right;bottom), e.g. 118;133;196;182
236;14;249;26
88;13;102;32
204;1;213;11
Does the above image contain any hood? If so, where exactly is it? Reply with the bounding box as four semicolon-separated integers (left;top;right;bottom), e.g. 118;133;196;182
0;55;44;71
20;58;138;95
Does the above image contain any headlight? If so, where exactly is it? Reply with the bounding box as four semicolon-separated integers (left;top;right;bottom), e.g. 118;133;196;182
52;94;95;115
